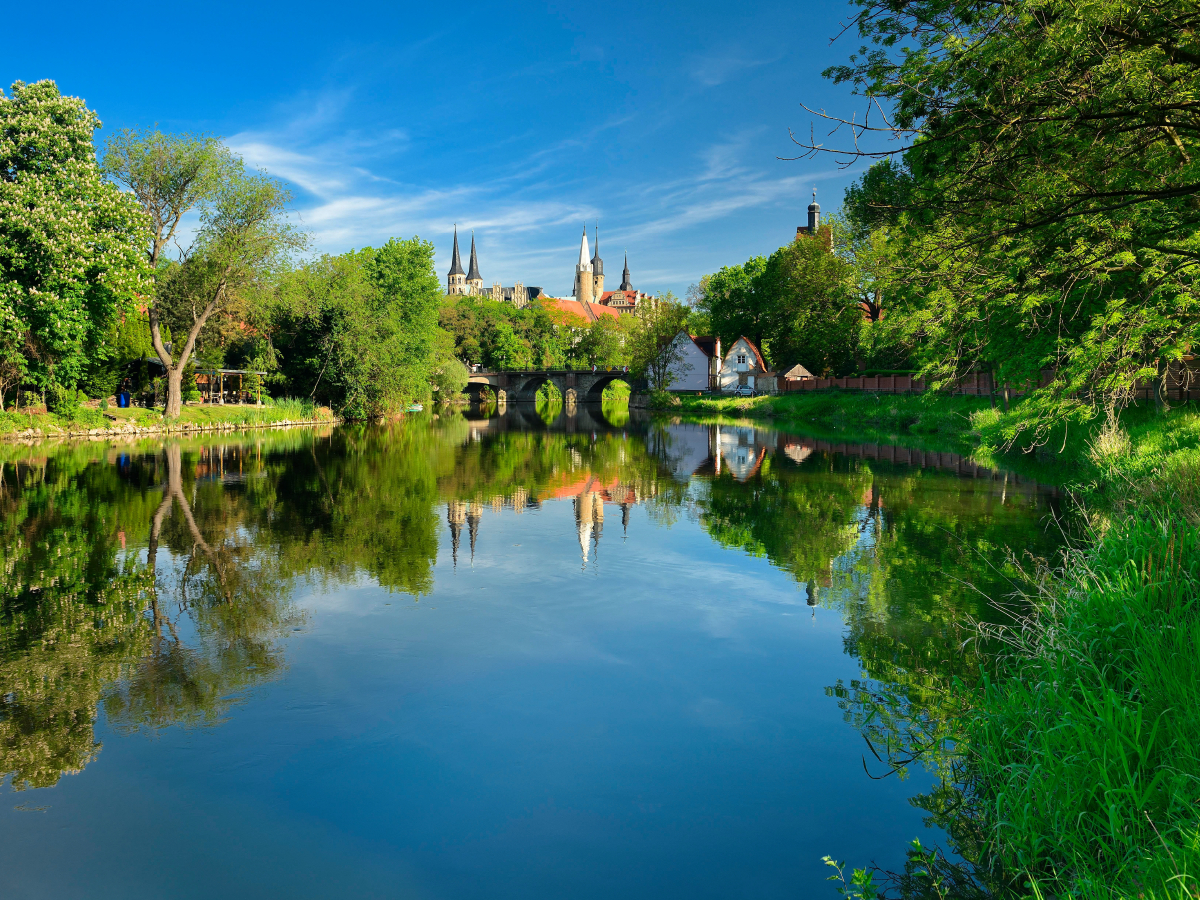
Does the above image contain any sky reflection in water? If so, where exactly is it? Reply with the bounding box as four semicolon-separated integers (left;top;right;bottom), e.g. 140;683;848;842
0;409;1061;899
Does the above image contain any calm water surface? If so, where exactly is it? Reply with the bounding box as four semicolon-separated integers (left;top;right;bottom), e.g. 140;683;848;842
0;406;1061;899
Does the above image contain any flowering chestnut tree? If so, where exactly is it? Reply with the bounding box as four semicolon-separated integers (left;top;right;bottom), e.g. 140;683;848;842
0;80;150;406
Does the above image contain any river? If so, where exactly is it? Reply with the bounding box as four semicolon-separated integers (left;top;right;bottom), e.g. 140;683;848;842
0;406;1061;898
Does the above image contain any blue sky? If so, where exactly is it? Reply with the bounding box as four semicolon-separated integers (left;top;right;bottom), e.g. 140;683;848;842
4;0;873;298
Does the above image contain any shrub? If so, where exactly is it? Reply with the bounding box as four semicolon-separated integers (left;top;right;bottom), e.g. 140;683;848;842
648;390;681;409
46;384;82;419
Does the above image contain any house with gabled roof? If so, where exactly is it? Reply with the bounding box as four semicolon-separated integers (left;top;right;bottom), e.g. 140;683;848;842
718;336;776;393
658;333;778;393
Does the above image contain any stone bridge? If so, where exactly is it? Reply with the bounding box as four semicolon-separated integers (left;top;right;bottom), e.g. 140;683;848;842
464;369;646;403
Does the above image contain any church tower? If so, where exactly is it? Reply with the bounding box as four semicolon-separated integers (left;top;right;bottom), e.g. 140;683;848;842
619;252;633;291
590;226;604;299
466;232;483;294
447;226;467;295
573;226;594;304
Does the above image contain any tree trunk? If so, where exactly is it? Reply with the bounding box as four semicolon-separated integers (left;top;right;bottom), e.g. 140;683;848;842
164;367;184;419
1154;357;1170;415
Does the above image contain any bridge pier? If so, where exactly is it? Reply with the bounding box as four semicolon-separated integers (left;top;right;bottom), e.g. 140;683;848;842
464;369;646;403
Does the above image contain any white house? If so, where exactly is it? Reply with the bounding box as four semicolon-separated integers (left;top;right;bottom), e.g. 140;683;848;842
663;332;719;392
718;337;775;394
659;333;777;393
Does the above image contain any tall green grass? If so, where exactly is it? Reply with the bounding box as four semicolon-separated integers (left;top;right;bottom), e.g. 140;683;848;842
969;514;1200;898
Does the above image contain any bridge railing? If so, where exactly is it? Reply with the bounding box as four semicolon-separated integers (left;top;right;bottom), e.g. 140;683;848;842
470;366;635;375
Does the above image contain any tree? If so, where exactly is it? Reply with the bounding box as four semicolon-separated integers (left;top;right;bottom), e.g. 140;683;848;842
0;81;151;398
102;131;301;418
628;294;692;391
762;236;861;376
271;238;442;416
797;0;1200;431
693;257;770;350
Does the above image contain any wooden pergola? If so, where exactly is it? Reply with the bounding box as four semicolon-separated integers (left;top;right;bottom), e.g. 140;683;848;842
194;368;268;405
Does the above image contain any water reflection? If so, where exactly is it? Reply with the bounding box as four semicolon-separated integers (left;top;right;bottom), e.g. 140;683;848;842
0;412;1061;897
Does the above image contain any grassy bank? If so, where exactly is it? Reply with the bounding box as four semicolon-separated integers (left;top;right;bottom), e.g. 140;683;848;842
959;407;1200;899
0;398;336;440
664;390;993;448
701;393;1200;899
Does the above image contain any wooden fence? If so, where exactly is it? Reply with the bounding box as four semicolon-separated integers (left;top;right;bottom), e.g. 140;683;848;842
783;360;1199;402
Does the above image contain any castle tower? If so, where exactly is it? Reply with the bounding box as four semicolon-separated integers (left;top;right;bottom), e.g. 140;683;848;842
807;190;820;233
590;226;604;299
447;500;466;567
573;227;594;304
467;500;482;560
466;232;483;294
619;252;633;291
447;226;467;295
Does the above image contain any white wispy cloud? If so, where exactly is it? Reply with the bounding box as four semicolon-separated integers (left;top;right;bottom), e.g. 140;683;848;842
689;52;781;88
223;98;847;295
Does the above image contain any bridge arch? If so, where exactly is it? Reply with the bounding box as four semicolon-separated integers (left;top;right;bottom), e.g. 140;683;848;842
580;372;634;402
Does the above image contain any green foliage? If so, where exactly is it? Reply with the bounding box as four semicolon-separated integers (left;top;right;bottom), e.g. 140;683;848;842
438;295;634;371
0;80;152;395
821;0;1200;437
965;515;1200;897
45;384;82;419
762;233;861;376
628;294;691;390
694;256;770;351
243;370;262;404
271;238;442;416
104;128;303;417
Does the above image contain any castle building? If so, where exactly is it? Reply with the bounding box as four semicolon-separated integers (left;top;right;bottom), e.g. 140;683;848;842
446;227;543;302
571;227;649;315
446;224;649;314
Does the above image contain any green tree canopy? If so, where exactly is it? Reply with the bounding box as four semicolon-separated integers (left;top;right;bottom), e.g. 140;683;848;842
271;238;442;416
807;0;1200;433
0;81;151;403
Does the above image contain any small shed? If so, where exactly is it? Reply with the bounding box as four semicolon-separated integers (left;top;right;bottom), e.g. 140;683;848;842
782;363;814;380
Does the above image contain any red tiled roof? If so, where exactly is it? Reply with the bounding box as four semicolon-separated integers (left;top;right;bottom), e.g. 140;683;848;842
544;298;621;324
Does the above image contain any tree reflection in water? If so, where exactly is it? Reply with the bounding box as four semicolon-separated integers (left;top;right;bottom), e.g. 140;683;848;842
0;410;1061;888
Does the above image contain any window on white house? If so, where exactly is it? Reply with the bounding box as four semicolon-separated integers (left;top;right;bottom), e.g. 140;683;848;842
737;354;747;365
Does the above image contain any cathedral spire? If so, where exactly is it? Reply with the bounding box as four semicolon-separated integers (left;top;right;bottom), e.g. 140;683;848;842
591;225;602;275
619;252;633;291
467;231;482;282
448;226;465;277
577;226;591;270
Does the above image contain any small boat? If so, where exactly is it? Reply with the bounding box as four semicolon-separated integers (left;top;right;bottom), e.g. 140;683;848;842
406;403;424;413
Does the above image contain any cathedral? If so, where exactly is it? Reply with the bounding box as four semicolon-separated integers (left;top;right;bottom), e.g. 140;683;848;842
446;226;545;307
570;226;647;314
445;225;649;314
